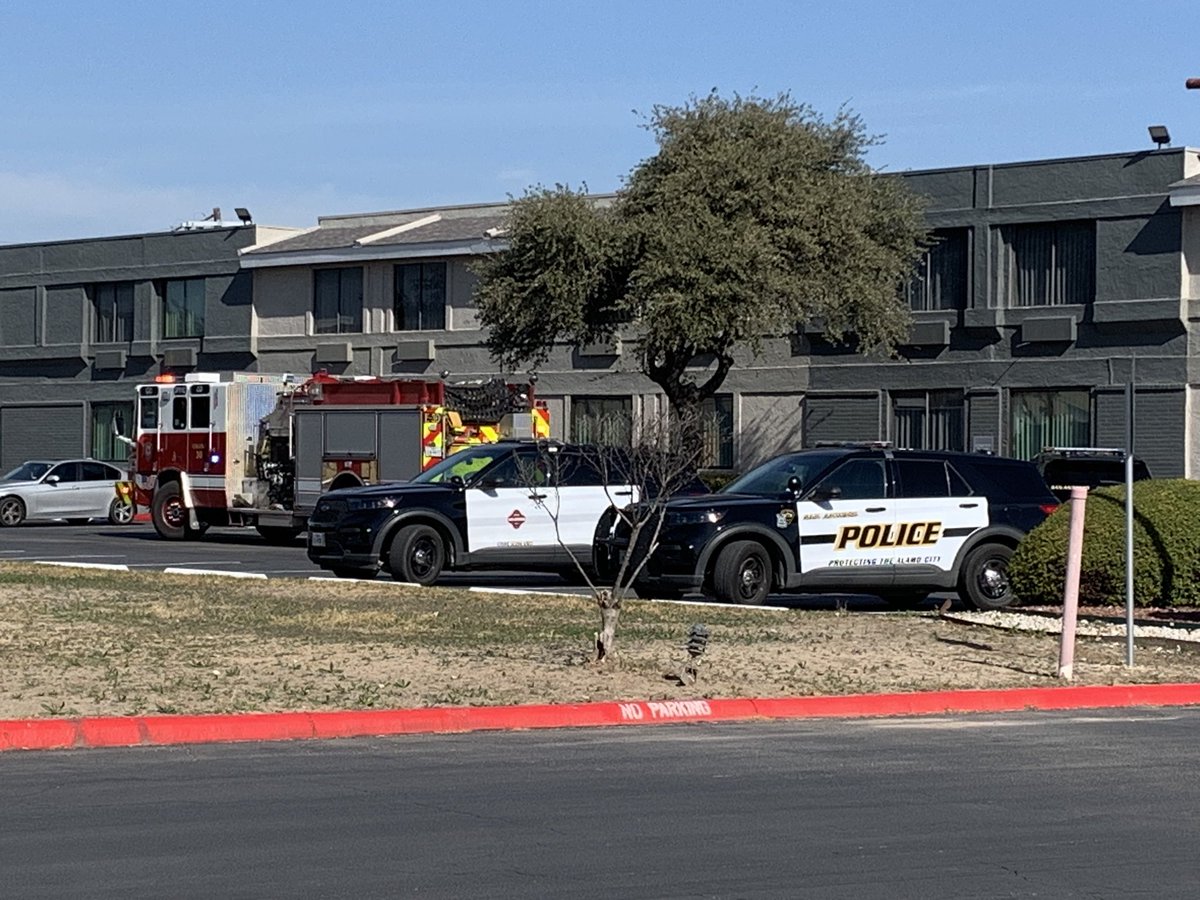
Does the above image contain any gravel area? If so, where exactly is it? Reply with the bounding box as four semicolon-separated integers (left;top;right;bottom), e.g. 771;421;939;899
947;609;1200;643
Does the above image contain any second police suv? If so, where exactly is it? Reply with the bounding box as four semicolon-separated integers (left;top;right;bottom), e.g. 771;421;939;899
598;443;1060;610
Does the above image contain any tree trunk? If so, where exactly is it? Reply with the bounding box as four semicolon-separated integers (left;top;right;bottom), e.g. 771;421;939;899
595;590;622;662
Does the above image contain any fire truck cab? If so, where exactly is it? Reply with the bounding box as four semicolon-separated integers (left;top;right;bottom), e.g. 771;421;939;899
130;371;549;543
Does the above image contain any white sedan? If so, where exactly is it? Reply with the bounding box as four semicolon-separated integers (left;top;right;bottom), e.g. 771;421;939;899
0;459;134;527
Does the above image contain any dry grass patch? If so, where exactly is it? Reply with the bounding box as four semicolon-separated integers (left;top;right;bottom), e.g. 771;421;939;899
2;562;1199;719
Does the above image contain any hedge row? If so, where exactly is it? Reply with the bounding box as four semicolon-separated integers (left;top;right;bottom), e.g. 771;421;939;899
1009;479;1200;608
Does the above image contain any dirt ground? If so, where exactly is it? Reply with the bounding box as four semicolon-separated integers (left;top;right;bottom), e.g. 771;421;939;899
2;563;1199;719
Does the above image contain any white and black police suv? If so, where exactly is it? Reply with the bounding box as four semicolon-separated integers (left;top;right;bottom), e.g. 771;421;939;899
599;444;1059;610
307;441;700;583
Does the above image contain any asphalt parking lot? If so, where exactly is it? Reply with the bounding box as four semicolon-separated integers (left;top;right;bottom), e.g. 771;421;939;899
0;521;583;591
0;521;946;610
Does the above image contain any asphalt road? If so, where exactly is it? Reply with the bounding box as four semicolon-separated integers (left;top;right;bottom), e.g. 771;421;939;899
2;709;1198;898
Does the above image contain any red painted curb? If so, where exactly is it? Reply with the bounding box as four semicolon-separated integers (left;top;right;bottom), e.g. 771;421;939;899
3;683;1200;752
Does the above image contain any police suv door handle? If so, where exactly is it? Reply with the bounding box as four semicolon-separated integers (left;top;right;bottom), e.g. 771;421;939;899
866;506;887;513
528;492;546;500
959;502;980;508
613;490;633;497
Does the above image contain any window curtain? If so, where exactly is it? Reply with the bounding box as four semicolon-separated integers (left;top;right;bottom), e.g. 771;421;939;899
1010;390;1090;459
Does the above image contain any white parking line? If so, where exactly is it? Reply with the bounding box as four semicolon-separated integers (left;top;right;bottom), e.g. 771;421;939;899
163;567;268;580
468;586;583;599
648;596;791;612
24;554;126;560
126;560;246;568
306;575;423;587
34;561;131;571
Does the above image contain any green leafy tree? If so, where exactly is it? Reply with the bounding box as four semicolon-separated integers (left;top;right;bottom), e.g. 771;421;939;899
475;91;928;412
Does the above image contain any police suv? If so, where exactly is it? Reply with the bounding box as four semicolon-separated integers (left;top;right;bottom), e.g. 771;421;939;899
605;444;1059;610
307;441;653;583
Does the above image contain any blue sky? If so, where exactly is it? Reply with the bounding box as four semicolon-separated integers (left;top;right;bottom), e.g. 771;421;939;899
1;1;1196;244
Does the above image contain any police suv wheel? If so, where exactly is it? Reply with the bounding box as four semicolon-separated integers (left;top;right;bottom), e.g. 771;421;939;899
960;543;1015;611
389;524;445;585
714;540;772;606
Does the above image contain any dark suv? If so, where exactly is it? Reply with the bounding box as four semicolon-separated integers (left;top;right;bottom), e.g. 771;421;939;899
600;445;1059;610
307;440;704;583
1034;447;1150;502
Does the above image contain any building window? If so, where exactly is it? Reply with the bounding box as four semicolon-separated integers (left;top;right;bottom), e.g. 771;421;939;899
91;401;134;465
161;278;206;338
92;282;135;343
699;395;734;469
571;396;632;446
906;229;969;311
1000;221;1095;307
1010;389;1090;460
314;267;363;334
892;390;964;451
394;262;447;331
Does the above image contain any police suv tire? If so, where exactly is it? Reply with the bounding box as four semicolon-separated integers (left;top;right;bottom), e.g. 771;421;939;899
389;524;445;585
151;482;190;541
108;497;134;526
960;542;1015;611
714;540;772;606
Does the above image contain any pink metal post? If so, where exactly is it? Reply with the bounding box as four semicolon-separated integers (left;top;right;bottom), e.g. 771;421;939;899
1058;486;1089;680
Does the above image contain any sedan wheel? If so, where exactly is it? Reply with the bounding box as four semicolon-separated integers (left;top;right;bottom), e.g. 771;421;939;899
0;496;26;527
108;498;135;526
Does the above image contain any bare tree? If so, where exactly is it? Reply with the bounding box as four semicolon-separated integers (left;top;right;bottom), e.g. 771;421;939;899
518;408;709;663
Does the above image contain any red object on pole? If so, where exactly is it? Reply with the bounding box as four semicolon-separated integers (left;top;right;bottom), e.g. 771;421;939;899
1058;486;1089;680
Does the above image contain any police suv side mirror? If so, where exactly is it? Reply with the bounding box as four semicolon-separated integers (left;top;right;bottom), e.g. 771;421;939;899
786;476;803;499
448;475;466;490
810;484;842;502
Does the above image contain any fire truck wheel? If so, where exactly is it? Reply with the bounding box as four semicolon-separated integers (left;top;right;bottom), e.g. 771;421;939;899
256;525;302;545
152;483;191;541
389;524;445;585
108;498;135;526
0;496;26;526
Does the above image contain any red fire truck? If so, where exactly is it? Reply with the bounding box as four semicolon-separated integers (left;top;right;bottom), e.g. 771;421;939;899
126;371;549;542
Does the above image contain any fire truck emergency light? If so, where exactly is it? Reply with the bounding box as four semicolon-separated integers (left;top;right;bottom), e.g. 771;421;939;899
155;374;176;383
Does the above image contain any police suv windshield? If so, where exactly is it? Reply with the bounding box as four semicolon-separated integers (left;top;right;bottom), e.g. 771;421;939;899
719;451;844;496
411;445;513;484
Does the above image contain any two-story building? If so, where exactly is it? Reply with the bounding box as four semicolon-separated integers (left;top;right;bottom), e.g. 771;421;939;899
0;218;302;469
2;147;1198;478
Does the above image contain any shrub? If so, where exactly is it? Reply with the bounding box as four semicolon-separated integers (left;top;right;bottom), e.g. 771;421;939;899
1009;479;1200;608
